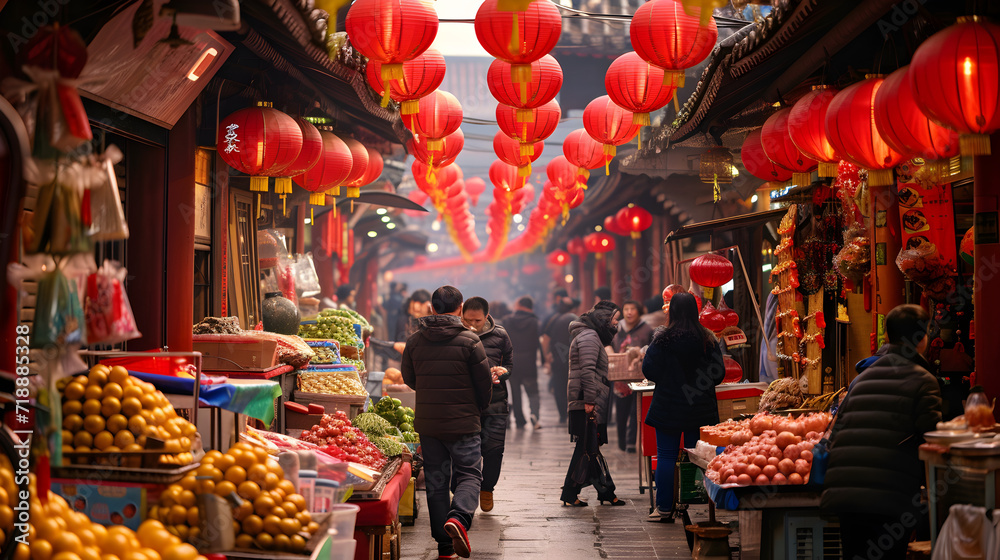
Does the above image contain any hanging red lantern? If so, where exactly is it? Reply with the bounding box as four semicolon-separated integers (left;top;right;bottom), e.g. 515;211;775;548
488;54;563;116
584;232;616;258
605;52;676;126
345;0;439;84
761;108;818;186
404;90;463;150
788;86;843;177
489;159;525;192
340;138;369;198
630;0;717;88
496;99;561;156
466;177;487;206
567;237;586;255
546;156;580;191
874;66;959;166
604;215;627;236
218;103;303;193
548;249;570;267
346;146;384;190
475;0;562;98
698;303;728;333
493;131;544;178
583;95;641;174
409;128;465;170
366;47;447;111
741;128;793;183
689;253;733;299
563;128;605;187
616;205;653;240
293;131;354;206
825;76;907;187
910;17;1000;156
567;187;585;210
274;117;324;207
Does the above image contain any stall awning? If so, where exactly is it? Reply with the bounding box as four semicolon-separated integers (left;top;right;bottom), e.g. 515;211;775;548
664;208;786;243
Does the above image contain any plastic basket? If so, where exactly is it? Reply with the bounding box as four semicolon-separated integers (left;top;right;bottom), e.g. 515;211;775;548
607;352;643;381
677;461;708;504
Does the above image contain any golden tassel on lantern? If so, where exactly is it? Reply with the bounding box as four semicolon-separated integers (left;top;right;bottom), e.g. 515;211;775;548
867;168;895;187
310;192;326;206
511;64;532;105
426;138;444;151
380;87;391;108
381;64;404;83
633;112;650;126
250;176;268;192
792;172;812;186
713;173;721;202
960;134;991;156
818;162;838;177
401;100;420;115
510;12;520;61
517;163;531;177
519;142;535;156
603;144;616;175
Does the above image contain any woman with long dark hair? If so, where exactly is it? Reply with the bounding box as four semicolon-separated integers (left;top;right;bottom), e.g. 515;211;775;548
642;292;725;522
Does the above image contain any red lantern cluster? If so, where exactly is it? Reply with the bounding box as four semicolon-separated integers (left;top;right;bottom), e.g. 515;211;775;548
494;131;543;180
475;0;562;96
497;100;561;157
874;66;959;165
293;131;354;207
788;86;842;177
616;205;652;240
825;76;907;187
218;104;303;193
487;55;563;120
405;90;463;151
741;128;792;183
583;95;640;173
761;108;817;186
563;128;605;188
346;0;439;85
630;0;717;89
366;47;446;112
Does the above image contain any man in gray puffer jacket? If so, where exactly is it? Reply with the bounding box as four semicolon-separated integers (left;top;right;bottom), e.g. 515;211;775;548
560;300;626;506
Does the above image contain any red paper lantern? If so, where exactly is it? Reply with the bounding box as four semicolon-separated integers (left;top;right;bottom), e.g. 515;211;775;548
490;159;525;192
488;54;563;114
493;131;543;178
366;47;446;111
741;128;792;183
496;100;561;156
293;131;354;206
340;138;370;197
548;249;570;267
604;215;627;236
584;232;616;257
475;0;562;93
466;177;486;206
275;117;324;198
605;52;676;126
583;95;641;173
218;104;303;193
409;128;465;169
630;0;717;88
546;155;580;191
825;76;907;186
563;128;605;187
567;188;585;209
910;17;1000;156
689;253;732;299
874;66;960;165
761;108;818;186
405;90;463;150
788;86;843;177
345;0;438;83
616;206;653;239
346;146;384;190
567;237;586;255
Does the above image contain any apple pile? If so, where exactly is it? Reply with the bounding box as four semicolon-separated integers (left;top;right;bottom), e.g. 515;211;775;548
705;412;831;486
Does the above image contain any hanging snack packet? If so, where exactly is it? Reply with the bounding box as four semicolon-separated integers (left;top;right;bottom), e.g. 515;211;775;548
84;260;141;345
32;268;86;349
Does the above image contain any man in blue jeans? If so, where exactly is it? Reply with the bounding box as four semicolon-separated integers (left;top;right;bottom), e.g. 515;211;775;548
402;286;493;559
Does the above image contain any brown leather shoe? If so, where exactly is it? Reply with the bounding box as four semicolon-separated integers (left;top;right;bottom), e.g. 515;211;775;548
480;491;494;512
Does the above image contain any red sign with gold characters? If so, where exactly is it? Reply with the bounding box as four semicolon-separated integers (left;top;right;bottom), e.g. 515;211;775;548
895;161;958;274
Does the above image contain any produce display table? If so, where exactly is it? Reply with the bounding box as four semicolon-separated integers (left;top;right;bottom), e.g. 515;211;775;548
919;444;1000;548
631;383;658;513
352;461;412;560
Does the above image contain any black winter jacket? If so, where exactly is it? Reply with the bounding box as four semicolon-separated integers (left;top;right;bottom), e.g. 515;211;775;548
475;316;514;411
641;327;725;431
612;320;654;353
821;347;942;517
504;310;539;379
401;314;493;440
567;320;611;424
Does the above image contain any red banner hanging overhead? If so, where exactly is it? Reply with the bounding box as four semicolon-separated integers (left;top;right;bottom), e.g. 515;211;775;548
895;161;958;291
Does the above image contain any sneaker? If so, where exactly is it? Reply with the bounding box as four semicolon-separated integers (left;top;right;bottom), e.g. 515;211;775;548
437;556;459;560
480;490;494;512
444;519;471;558
647;507;675;523
530;414;542;430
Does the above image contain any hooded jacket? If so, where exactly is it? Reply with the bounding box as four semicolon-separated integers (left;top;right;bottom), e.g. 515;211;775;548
567;320;612;424
504;309;539;379
821;346;942;517
475;315;514;411
641;326;725;431
401;314;493;440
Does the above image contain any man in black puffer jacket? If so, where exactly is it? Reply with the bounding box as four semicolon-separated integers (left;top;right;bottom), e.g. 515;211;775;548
461;297;514;513
821;304;942;560
402;286;492;559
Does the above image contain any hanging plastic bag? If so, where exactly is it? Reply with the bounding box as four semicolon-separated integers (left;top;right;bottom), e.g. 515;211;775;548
25;159;92;255
88;145;128;241
31;267;86;349
84;260;141;345
293;253;322;298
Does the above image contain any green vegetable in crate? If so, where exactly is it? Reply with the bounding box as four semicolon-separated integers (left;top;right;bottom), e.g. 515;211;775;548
400;422;413;433
299;315;361;346
370;436;408;457
353;413;391;436
401;431;420;443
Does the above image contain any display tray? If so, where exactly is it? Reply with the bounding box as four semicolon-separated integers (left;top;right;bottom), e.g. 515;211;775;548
224;512;330;558
52;461;197;484
350;458;402;501
924;430;981;446
947;437;1000;456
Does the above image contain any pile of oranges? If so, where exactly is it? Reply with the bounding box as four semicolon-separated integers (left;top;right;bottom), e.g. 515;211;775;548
58;365;197;466
0;473;206;560
150;443;318;552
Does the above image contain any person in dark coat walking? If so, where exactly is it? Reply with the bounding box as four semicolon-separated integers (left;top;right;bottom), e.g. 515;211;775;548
401;286;492;559
461;297;514;513
611;300;654;453
821;304;942;560
559;300;626;507
641;293;725;522
542;295;578;424
505;297;542;430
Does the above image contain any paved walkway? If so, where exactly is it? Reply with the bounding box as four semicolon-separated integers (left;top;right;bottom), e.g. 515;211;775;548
400;378;737;559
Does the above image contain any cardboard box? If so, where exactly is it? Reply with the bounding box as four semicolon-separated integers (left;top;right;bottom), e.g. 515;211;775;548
52;478;165;529
193;338;279;371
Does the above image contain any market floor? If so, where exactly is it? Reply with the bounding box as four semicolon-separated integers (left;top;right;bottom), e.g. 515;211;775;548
400;378;736;559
